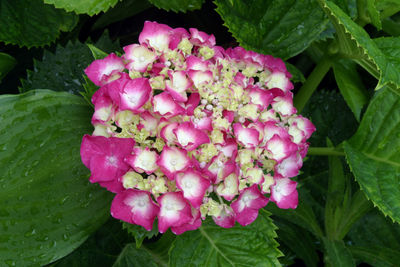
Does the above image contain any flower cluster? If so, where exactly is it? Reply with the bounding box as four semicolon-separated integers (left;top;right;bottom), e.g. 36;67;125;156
80;21;315;234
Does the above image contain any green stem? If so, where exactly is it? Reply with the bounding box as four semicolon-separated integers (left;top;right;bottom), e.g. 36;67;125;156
308;147;345;156
294;57;332;113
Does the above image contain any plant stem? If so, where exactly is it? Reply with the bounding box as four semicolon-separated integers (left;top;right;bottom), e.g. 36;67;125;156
294;57;332;113
308;147;345;156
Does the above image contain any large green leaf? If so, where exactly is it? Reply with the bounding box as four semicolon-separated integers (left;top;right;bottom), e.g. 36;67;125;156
0;90;112;266
318;0;400;91
112;244;158;267
348;210;400;267
21;35;120;95
52;219;132;266
0;52;17;81
215;0;330;59
344;86;400;223
333;59;368;121
0;0;78;48
44;0;120;16
149;0;204;12
169;210;282;266
322;238;355;267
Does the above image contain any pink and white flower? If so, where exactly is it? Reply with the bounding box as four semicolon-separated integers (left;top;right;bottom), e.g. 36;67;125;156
158;192;193;233
81;21;315;234
111;189;159;230
270;177;298;209
231;184;269;226
157;146;191;179
175;168;211;208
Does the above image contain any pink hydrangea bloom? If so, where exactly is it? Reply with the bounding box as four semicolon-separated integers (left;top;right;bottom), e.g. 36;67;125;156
81;21;315;235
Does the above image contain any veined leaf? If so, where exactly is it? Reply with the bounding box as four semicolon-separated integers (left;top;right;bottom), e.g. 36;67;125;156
215;0;330;59
149;0;205;13
0;52;17;81
122;221;159;248
169;210;282;266
348;209;400;266
112;244;158;267
366;0;382;29
0;0;78;48
318;0;400;91
44;0;120;16
333;59;368;121
374;37;400;80
322;238;355;267
0;90;112;266
344;86;400;223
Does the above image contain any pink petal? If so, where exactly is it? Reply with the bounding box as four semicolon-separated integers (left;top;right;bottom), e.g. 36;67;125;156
175;168;211;208
216;171;239;201
158;192;193;233
275;153;303;178
85;53;124;86
185;93;200;115
173;121;210;151
192;116;213;131
160;122;179;144
152;92;185;117
212;206;235;228
139;111;159;135
119;78;152;113
111;189;159;231
171;207;202;235
139;21;172;52
186;55;209;71
189;28;216;47
222;110;235;123
265;134;298;163
165;70;192;102
123;44;157;72
80;135;134;191
248;87;273;110
233;123;260;148
188;70;213;88
289;116;316;140
92;94;114;123
170;27;190;50
271;92;297;117
125;147;159;174
270;178;298;209
266;71;293;92
231;184;268;226
157;146;190;180
263;121;291;143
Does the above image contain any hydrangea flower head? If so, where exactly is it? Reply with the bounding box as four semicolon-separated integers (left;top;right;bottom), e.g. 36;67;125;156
81;21;315;234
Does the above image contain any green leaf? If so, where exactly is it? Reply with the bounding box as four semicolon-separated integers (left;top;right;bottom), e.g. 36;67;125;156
21;35;120;95
149;0;205;12
215;0;330;59
274;219;319;267
0;0;78;48
286;63;306;83
348;209;400;267
92;0;152;30
374;37;400;81
44;0;120;16
0;52;17;81
322;238;355;267
349;246;400;267
122;221;159;248
344;86;400;223
52;219;132;266
87;44;109;60
325;139;348;240
169;210;282;267
318;0;400;91
20;42;93;95
0;90;112;266
366;0;382;29
112;243;158;267
333;59;368;121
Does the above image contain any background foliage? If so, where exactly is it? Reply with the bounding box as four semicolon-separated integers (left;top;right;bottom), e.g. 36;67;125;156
1;0;400;266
